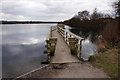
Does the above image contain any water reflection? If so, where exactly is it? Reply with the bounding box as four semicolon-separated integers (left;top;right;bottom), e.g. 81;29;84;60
2;24;56;78
81;38;97;61
2;43;46;78
65;25;98;61
2;24;52;45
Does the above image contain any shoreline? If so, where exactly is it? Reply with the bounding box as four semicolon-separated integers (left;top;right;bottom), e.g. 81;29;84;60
15;64;49;79
0;22;60;24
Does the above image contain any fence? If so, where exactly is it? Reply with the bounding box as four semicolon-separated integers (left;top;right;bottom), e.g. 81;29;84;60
57;26;84;59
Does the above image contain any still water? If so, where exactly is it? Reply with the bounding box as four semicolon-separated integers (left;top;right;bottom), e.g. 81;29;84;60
2;24;56;78
2;24;97;78
65;25;98;61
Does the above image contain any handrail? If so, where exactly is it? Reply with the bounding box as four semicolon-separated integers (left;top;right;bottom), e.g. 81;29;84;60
57;26;84;59
58;26;84;40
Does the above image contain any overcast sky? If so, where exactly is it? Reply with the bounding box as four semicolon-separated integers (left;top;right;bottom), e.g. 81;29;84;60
0;0;117;21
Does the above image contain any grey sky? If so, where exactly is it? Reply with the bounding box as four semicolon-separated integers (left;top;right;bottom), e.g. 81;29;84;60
0;0;117;21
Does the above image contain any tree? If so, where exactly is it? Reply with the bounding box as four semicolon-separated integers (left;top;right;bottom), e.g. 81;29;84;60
78;10;90;20
103;14;111;18
90;8;104;19
113;1;120;17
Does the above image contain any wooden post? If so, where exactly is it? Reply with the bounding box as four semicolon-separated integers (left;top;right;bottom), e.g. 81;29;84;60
79;39;84;59
49;37;57;56
46;40;50;62
63;31;65;40
66;32;68;43
57;26;60;33
69;38;76;49
45;37;57;62
69;37;76;55
62;30;64;38
50;26;52;37
57;26;58;32
60;29;62;36
75;39;78;55
49;37;57;47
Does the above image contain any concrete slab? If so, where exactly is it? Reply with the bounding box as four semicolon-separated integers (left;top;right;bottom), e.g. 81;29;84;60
51;30;79;63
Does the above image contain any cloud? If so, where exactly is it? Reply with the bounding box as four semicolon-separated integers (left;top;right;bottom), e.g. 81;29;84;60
1;0;116;21
1;13;31;20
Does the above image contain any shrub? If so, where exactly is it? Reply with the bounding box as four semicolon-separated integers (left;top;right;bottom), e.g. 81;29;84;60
89;56;96;61
101;19;119;45
99;48;107;53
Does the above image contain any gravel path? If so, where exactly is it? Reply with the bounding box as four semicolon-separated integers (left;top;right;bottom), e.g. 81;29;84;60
17;62;109;78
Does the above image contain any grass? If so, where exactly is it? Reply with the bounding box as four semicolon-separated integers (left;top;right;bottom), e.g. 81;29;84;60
63;16;119;78
89;47;118;78
98;48;107;53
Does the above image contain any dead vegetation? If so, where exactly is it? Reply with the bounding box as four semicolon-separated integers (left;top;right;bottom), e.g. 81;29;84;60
101;18;119;46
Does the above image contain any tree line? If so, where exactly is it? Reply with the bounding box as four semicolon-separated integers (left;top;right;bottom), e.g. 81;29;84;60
62;1;120;46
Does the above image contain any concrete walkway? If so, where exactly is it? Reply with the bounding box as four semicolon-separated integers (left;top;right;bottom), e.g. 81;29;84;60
51;30;79;63
16;30;109;79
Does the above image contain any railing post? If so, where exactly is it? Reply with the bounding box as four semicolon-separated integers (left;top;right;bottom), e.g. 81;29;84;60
50;26;52;37
49;37;57;56
75;39;78;55
46;40;50;62
63;31;65;38
69;37;76;49
79;39;83;59
69;38;76;55
57;26;59;33
66;32;68;43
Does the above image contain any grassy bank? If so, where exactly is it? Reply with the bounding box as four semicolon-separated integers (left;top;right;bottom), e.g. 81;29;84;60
89;44;119;78
63;15;120;78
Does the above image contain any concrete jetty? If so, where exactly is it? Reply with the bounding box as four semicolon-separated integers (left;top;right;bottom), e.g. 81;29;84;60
15;24;109;79
51;30;79;63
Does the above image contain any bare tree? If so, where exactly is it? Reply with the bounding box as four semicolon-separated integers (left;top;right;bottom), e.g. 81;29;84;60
103;14;111;18
78;10;90;20
113;1;120;17
90;8;104;19
73;15;79;18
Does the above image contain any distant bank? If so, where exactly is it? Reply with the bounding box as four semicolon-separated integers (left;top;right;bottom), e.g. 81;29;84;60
0;21;62;24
